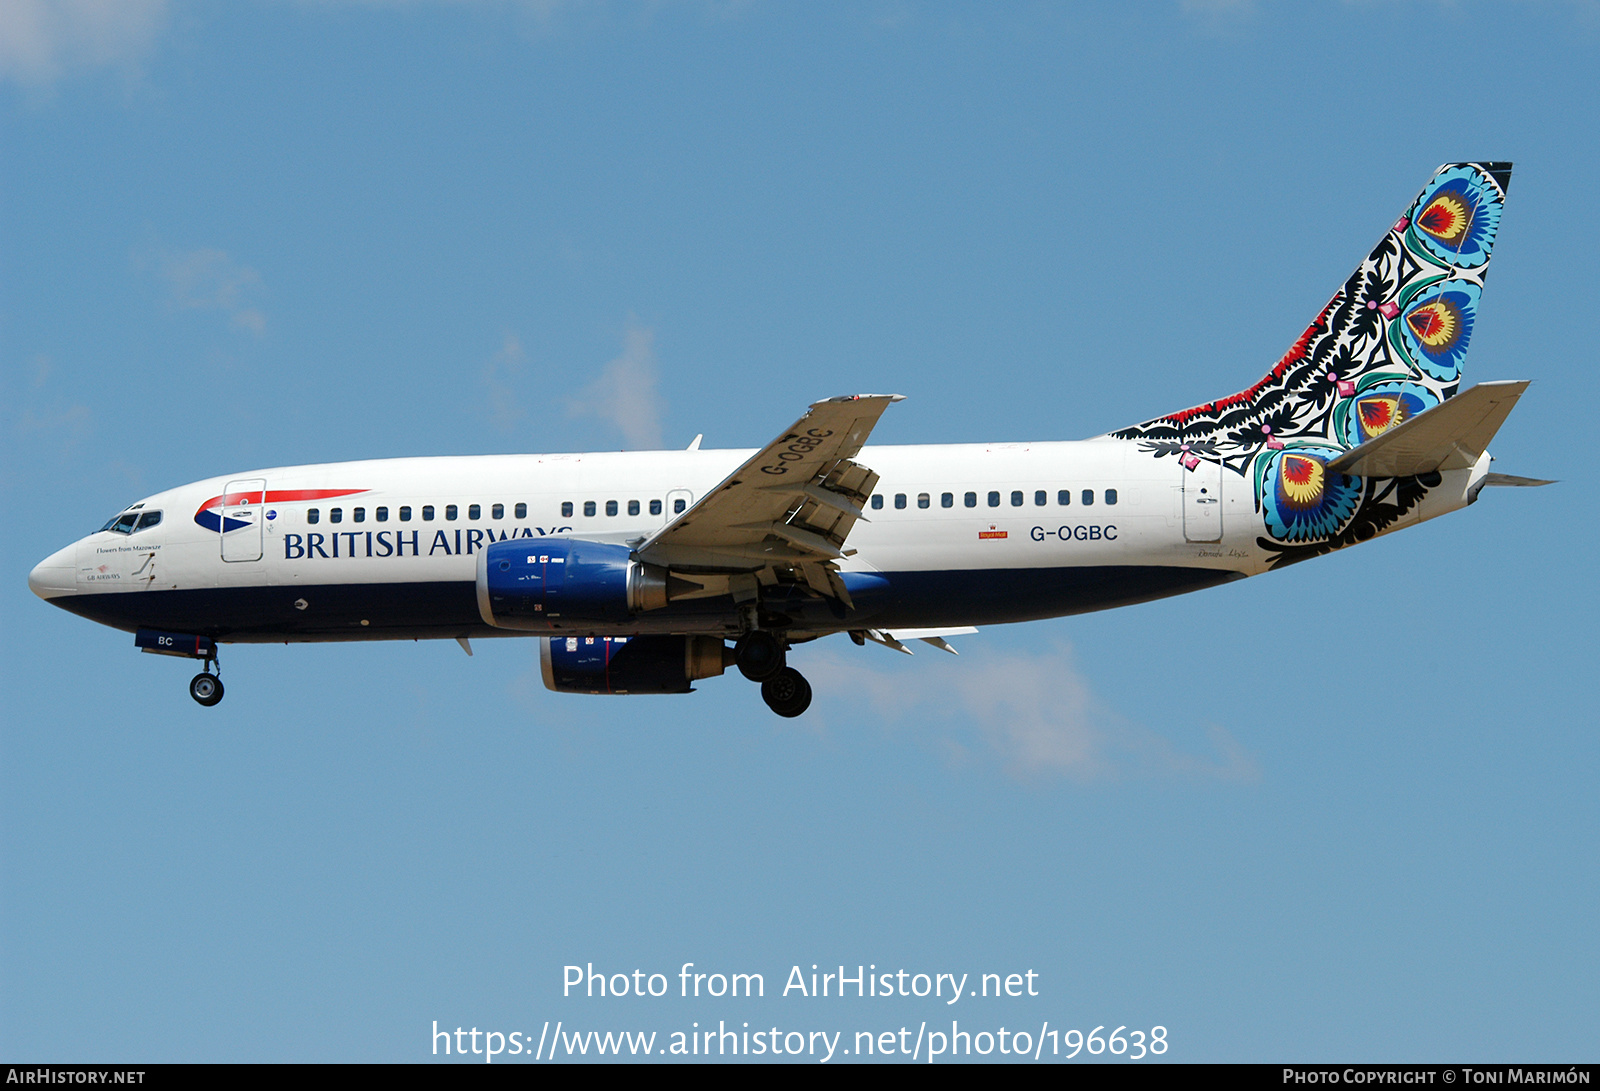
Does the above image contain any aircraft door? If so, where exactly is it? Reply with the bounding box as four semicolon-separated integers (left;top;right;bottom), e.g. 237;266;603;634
220;478;267;562
663;488;693;526
1182;458;1223;543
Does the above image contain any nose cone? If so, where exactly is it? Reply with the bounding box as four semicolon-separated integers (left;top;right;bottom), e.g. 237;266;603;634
28;544;77;600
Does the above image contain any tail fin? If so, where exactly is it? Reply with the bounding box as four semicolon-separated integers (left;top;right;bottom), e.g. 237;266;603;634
1112;162;1511;472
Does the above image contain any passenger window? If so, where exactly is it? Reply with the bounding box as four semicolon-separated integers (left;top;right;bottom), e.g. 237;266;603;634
917;493;930;509
1010;491;1023;507
468;504;481;520
376;507;389;522
136;511;162;531
1105;489;1118;505
941;492;953;508
491;503;503;519
307;509;320;524
1082;489;1094;507
514;503;526;519
988;491;1000;507
605;500;618;517
894;493;907;509
649;499;662;516
562;502;574;518
353;507;365;523
583;501;596;517
1058;490;1071;506
871;495;884;510
399;506;411;521
422;505;435;521
627;500;640;516
965;492;977;508
445;505;458;520
1034;490;1046;507
674;498;687;514
330;508;343;524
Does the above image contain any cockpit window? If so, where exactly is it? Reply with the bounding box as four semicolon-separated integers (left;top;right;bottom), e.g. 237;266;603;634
135;511;162;531
101;512;140;534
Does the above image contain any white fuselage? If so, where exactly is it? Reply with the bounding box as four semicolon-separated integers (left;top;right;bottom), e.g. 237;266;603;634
29;438;1486;645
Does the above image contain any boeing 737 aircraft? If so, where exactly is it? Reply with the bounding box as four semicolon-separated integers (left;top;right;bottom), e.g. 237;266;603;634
29;162;1547;717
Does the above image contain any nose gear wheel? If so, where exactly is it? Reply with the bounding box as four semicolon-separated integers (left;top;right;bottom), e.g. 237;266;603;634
189;672;224;707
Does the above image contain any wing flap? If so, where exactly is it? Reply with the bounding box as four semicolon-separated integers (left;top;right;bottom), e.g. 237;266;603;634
1326;380;1529;477
859;626;979;656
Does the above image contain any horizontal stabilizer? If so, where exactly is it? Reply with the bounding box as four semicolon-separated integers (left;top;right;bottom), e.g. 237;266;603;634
1326;381;1528;477
1483;472;1555;487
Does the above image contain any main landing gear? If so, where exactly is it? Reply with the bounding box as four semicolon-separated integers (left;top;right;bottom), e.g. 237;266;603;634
760;667;812;718
734;630;812;718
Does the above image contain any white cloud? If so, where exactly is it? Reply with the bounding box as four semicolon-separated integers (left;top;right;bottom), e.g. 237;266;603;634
143;246;268;336
1;356;93;490
0;0;167;87
567;318;666;449
808;642;1259;784
484;331;528;432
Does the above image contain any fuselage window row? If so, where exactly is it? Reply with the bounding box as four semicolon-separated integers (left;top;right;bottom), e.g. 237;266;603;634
303;501;559;525
302;498;690;522
299;488;1115;530
561;499;679;519
866;489;1119;511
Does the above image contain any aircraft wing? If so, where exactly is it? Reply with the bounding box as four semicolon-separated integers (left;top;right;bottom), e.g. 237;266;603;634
635;395;902;597
1326;380;1529;477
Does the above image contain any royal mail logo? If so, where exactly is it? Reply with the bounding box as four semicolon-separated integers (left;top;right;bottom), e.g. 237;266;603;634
978;527;1007;540
194;488;367;533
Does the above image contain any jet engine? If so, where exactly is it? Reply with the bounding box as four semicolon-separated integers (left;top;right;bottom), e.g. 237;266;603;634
476;538;670;628
540;635;733;694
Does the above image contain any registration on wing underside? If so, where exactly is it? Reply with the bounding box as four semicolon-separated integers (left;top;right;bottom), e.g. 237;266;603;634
634;395;902;596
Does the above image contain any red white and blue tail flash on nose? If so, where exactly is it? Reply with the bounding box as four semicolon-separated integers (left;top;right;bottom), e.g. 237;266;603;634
194;489;367;532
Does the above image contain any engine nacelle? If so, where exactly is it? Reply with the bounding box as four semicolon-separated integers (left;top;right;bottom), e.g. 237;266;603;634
476;538;668;628
540;635;732;694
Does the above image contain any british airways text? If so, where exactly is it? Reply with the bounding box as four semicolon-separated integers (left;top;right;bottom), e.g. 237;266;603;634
283;526;573;559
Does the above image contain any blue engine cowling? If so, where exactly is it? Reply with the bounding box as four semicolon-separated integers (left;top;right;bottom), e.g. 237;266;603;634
540;635;732;694
476;538;670;628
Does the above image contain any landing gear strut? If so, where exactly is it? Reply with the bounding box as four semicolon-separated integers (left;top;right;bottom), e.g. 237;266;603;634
760;667;812;718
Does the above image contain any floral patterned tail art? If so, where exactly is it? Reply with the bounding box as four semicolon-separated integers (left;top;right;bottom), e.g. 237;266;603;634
1110;162;1511;567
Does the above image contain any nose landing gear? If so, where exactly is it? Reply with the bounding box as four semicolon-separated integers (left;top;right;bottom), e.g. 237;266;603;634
134;630;225;708
188;645;224;707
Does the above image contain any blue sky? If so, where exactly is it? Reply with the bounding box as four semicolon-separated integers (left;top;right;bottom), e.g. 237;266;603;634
3;0;1596;1063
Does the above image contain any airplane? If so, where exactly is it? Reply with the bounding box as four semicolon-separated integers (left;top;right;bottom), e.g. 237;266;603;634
29;162;1548;718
